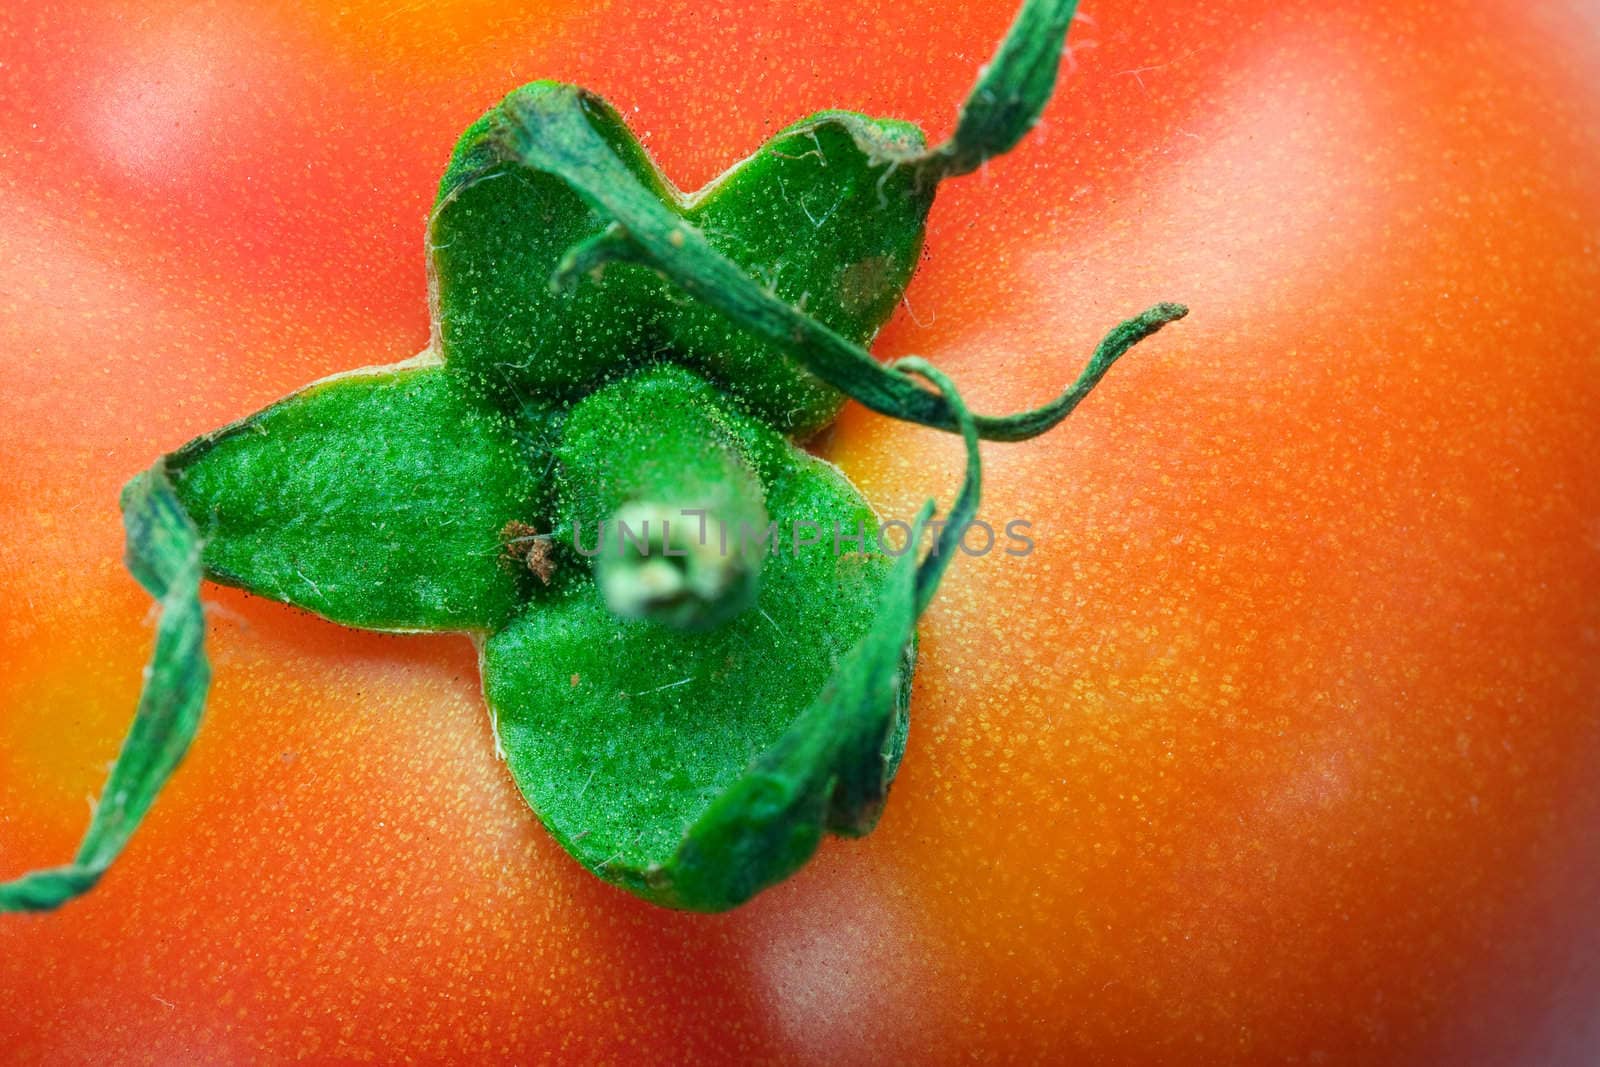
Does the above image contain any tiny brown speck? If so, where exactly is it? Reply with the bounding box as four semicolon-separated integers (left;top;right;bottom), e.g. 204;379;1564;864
525;539;555;585
501;519;555;584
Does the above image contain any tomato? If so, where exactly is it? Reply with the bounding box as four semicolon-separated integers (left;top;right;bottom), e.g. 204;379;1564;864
3;0;1598;1061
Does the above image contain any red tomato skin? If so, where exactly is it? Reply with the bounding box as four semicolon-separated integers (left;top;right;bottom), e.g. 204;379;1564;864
1;1;1597;1063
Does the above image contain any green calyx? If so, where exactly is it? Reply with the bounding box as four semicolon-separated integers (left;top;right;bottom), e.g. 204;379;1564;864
3;0;1186;913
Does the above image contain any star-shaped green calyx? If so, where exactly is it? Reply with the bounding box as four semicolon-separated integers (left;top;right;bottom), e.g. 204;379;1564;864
3;0;1187;914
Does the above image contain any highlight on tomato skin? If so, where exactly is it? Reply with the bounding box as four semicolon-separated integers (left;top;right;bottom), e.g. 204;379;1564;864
2;0;1599;1064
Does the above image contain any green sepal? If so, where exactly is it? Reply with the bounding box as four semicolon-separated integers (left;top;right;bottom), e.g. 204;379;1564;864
668;111;931;432
659;510;924;910
483;402;905;909
0;463;210;912
483;361;981;911
432;89;671;413
659;359;982;910
168;363;544;633
431;82;934;437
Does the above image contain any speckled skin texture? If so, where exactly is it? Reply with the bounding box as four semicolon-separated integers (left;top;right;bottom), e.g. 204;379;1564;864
2;0;1599;1063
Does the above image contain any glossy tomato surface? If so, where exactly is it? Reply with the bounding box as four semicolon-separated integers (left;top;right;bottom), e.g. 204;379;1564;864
3;0;1598;1062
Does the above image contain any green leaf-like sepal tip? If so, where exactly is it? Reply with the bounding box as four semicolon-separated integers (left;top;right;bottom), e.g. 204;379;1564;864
167;363;546;633
1;465;209;912
2;0;1187;913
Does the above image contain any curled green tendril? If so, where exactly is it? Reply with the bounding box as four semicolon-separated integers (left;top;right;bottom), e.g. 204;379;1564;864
1;466;210;913
892;358;982;612
926;0;1083;180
